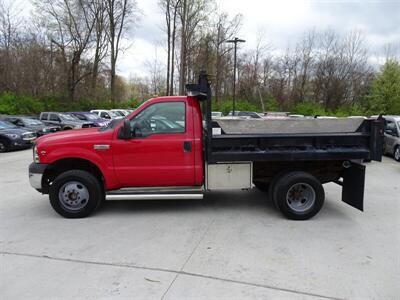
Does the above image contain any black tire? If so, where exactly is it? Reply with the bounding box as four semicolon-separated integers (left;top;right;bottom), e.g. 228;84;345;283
394;146;400;162
253;181;269;192
49;170;103;218
272;171;325;220
0;138;10;153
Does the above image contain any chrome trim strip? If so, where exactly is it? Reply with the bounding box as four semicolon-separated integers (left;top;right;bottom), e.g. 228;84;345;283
111;186;204;194
94;144;110;150
106;194;204;201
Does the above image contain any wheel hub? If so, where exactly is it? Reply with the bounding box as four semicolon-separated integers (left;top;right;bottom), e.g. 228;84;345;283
286;183;316;213
59;181;89;211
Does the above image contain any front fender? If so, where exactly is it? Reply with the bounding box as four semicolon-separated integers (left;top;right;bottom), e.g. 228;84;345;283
43;146;119;189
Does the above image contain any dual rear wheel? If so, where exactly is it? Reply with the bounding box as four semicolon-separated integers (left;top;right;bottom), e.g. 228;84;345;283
256;171;325;220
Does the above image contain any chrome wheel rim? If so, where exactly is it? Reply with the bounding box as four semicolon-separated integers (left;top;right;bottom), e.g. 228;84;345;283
286;183;316;213
58;181;89;211
0;141;5;152
395;148;400;161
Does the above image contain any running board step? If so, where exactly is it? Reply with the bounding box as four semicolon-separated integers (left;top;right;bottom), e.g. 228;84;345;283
106;193;204;201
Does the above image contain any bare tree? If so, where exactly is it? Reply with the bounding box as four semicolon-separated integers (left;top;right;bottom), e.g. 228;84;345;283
178;0;210;95
89;0;109;96
212;12;241;103
34;0;96;101
0;0;23;91
105;0;137;102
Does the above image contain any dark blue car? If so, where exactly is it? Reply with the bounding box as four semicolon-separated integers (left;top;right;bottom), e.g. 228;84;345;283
68;112;110;127
0;120;37;152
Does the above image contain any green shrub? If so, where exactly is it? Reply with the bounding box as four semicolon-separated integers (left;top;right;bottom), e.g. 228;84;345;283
290;102;327;116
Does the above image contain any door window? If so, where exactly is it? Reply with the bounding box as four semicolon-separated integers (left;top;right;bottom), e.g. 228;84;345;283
50;114;61;122
385;121;397;136
130;102;185;137
101;112;110;119
41;113;48;120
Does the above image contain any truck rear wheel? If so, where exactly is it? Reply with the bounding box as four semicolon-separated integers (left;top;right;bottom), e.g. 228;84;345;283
272;172;324;220
49;170;103;218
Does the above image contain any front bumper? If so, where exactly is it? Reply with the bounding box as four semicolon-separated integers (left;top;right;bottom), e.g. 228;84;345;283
29;163;48;191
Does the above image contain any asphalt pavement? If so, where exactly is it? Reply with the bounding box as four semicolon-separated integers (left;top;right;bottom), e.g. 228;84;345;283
0;149;399;300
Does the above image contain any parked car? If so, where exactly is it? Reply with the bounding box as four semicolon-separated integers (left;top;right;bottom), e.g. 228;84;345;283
1;116;60;136
39;112;95;130
263;112;290;119
0;120;36;152
383;115;400;162
90;109;123;120
227;111;262;118
314;116;338;119
211;111;223;118
288;114;304;118
111;109;130;117
69;112;110;127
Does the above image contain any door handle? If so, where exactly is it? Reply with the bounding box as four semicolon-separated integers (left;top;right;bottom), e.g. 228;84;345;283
183;141;192;152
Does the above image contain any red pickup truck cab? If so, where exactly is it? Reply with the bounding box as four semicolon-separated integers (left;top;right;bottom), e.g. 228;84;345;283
29;75;384;220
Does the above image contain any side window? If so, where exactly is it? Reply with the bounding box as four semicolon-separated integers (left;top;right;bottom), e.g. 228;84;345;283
386;121;394;132
41;113;48;120
75;114;86;120
130;102;185;137
101;112;110;119
50;114;61;122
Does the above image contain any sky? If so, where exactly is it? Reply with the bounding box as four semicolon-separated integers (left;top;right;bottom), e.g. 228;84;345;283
119;0;400;78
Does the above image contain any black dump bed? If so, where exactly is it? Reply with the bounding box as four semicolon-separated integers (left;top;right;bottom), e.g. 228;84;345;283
186;73;385;164
208;117;384;163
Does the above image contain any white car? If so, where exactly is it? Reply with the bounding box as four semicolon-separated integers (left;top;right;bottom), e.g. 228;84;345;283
90;110;122;120
111;109;130;117
211;111;224;118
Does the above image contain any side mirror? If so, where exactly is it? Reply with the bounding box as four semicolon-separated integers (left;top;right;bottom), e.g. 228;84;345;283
119;119;131;139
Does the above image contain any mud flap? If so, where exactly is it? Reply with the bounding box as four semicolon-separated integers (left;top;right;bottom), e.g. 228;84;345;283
342;163;366;211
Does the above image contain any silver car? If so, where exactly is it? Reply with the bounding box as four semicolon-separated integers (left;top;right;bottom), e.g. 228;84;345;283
383;116;400;162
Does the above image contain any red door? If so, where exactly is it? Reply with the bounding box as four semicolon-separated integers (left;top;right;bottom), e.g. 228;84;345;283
112;101;196;187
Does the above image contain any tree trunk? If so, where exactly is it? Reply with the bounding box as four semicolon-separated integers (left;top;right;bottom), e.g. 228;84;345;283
178;0;187;95
170;1;178;95
165;0;171;96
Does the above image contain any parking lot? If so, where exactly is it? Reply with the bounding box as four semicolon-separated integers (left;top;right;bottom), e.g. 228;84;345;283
0;149;399;300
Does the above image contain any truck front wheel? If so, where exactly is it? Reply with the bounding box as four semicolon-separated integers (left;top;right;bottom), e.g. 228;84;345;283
49;170;103;218
272;172;324;220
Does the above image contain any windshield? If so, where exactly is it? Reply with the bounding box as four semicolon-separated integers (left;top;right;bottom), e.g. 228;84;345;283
0;120;16;129
83;113;99;120
23;118;43;125
59;113;79;121
108;111;119;118
113;111;125;117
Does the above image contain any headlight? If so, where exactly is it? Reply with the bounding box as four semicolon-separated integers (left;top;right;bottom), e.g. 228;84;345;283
5;133;19;139
42;128;50;133
33;146;40;163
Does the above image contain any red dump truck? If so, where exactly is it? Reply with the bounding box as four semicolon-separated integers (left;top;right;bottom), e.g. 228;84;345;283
29;74;384;220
